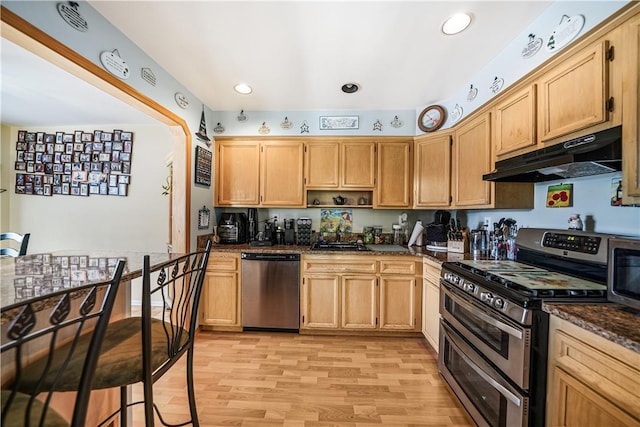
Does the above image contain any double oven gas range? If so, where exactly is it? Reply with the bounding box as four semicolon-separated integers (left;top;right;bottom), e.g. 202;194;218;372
438;228;614;427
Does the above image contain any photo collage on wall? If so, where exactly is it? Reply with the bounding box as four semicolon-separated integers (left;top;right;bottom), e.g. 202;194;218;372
14;129;133;197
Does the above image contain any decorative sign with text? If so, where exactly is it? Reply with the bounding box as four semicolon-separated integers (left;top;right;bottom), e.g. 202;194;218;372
194;146;212;187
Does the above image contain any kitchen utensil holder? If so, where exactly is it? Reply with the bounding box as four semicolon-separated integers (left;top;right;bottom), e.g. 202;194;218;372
448;234;469;253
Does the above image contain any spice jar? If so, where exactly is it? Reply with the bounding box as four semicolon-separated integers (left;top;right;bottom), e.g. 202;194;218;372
373;226;383;244
363;227;374;244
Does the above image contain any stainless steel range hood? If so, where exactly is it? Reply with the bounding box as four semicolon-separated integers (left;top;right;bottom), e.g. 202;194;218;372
483;126;622;182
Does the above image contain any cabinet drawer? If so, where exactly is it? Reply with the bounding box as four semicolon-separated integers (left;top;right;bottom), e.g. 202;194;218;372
207;252;239;271
554;329;640;420
423;258;442;283
303;256;376;274
379;259;416;275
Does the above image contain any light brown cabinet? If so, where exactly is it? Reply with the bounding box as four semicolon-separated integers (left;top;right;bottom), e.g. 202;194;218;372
300;255;421;334
494;84;537;159
200;252;242;331
215;140;260;206
260;140;305;206
453;113;492;207
421;258;441;352
622;14;640;203
215;138;304;207
375;139;412;208
413;132;452;208
546;315;640;426
537;41;611;144
304;139;375;189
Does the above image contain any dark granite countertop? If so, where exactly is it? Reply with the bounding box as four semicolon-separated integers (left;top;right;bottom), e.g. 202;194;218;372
196;234;468;264
543;302;640;354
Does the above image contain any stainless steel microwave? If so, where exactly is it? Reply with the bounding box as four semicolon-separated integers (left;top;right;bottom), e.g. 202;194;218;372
608;237;640;310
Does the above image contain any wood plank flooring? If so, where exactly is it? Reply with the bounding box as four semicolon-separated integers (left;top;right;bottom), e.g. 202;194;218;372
130;331;473;427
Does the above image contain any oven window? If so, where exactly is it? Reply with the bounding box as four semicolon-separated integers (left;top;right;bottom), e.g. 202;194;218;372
446;295;509;357
445;343;507;427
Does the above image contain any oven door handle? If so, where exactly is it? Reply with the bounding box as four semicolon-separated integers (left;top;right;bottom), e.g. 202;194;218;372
443;322;523;407
444;285;523;339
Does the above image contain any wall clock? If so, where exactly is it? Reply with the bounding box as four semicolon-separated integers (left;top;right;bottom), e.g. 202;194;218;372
417;105;446;133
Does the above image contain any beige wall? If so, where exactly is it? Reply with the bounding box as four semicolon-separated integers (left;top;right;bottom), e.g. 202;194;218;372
4;123;172;254
1;125;11;231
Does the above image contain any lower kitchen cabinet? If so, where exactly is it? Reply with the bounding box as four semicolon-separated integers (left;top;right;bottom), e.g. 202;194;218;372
546;315;640;426
300;254;421;334
421;258;442;352
200;252;242;331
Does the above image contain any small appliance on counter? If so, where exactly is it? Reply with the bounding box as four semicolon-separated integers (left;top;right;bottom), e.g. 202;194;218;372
217;212;248;243
284;219;295;245
607;237;640;310
425;210;450;252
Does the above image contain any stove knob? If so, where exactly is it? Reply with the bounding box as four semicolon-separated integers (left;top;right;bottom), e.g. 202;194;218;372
463;283;476;293
480;292;492;302
493;298;504;309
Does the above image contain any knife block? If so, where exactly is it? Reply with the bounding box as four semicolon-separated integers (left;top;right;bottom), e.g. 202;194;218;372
448;233;469;253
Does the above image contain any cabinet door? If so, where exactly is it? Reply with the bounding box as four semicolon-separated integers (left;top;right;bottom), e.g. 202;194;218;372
341;141;375;188
375;140;412;208
538;41;609;143
453;113;492;207
305;141;340;188
551;368;638;427
216;141;260;206
424;281;440;352
301;275;340;329
260;141;305;206
622;16;640;202
201;253;240;328
379;276;418;330
341;275;378;329
495;85;537;158
414;133;452;207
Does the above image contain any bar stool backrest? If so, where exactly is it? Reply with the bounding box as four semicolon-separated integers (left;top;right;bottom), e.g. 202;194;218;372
0;232;30;257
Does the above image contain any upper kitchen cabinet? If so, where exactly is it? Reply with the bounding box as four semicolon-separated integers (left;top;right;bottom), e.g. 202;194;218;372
260;141;305;206
494;84;537;160
304;139;375;189
453;113;492;207
342;141;376;188
215;138;304;207
537;40;613;144
304;140;340;188
375;138;413;208
453;112;534;209
215;140;260;206
622;13;640;204
414;132;452;208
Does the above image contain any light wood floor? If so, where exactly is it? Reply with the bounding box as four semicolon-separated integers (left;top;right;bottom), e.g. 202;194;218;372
130;331;474;427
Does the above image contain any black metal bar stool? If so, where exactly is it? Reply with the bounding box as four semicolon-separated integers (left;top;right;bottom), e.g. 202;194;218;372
1;260;126;427
93;241;211;426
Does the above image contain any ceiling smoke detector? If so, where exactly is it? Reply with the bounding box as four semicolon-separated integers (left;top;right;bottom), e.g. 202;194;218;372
341;83;359;94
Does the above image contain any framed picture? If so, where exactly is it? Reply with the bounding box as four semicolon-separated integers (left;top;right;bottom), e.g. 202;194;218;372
18;130;26;142
319;115;359;130
120;131;132;141
418;105;446;132
44;134;55;143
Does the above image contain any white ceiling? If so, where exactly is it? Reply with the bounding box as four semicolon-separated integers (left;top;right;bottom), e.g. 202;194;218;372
1;1;553;127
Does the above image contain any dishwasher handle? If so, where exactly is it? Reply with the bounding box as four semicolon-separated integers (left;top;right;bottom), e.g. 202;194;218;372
241;252;300;261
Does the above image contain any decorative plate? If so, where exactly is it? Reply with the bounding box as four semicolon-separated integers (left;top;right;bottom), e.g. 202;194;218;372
546;15;585;52
450;104;463;123
521;33;543;59
467;85;478;102
417;105;446;133
174;93;189;109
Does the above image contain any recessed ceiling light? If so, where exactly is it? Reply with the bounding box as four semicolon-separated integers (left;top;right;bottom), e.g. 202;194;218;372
341;83;359;94
442;13;472;35
234;83;252;94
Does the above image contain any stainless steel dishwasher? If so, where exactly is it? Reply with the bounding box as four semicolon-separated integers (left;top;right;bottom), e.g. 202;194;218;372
241;252;300;331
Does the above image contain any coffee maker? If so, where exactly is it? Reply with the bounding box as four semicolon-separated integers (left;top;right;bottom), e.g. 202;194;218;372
217;212;248;243
425;210;450;251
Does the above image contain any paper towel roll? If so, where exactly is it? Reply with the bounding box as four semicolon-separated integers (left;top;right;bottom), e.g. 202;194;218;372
408;220;424;246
